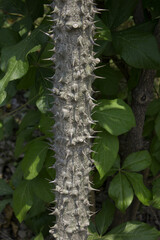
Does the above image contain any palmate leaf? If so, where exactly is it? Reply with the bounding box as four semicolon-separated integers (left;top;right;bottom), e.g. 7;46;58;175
0;25;48;104
108;173;134;212
102;0;138;29
13;180;33;223
122;150;152;172
125;172;152;206
94;65;122;96
13;170;53;223
104;221;160;240
92;99;135;136
92;130;119;179
95;199;115;236
21;140;48;180
113;22;160;69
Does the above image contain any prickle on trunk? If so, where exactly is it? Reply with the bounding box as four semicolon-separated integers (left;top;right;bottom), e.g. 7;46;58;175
49;0;99;239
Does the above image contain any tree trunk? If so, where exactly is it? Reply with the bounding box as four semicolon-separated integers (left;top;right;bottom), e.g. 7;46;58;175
49;0;99;239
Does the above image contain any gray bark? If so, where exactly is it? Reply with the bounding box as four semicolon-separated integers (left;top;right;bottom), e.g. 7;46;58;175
49;0;99;239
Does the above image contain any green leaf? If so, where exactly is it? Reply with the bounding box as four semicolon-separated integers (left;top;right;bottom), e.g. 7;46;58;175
11;163;23;188
44;150;56;179
112;23;160;69
102;0;138;29
93;65;122;96
0;121;3;140
88;232;104;240
21;140;48;180
122;150;152;172
95;15;112;41
150;136;160;161
17;67;36;90
146;99;160;116
94;40;115;57
25;211;55;236
0;25;48;101
0;91;6;104
150;157;160;177
155;112;160;139
31;175;54;203
13;180;33;222
92;130;119;179
0;179;13;195
25;196;46;220
92;99;135;136
33;232;44;240
152;178;160;209
36;90;52;113
15;128;33;158
18;110;40;133
0;28;20;49
105;221;160;240
0;199;12;213
125;172;152;206
95;199;115;236
39;113;54;137
108;173;134;212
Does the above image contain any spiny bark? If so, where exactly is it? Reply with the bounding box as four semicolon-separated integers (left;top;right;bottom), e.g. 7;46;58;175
49;1;99;239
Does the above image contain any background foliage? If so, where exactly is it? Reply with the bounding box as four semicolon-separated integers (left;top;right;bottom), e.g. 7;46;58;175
1;0;160;239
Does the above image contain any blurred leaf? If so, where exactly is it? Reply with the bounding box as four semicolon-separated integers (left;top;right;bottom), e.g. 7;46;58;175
108;173;134;212
150;157;160;177
105;221;160;240
25;196;46;220
31;174;54;203
155;112;160;139
11;163;23;188
44;150;55;179
25;211;55;236
94;40;115;57
95;15;112;41
125;172;152;206
0;0;25;14
95;199;115;236
33;232;44;240
143;117;154;138
92;130;119;179
0;199;12;213
0;179;13;195
92;99;135;136
102;0;138;29
0;28;20;49
21;140;48;180
150;136;160;162
0;122;3;140
15;128;33;158
39;113;54;137
18;110;40;133
122;150;152;172
152;178;160;209
146;99;160;116
13;180;33;222
94;65;122;96
113;23;160;69
26;0;44;21
17;67;36;90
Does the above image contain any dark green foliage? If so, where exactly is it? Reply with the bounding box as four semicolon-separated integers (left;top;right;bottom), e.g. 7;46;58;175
0;0;160;239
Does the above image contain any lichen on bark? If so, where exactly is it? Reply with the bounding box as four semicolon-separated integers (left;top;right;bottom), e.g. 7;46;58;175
49;0;99;239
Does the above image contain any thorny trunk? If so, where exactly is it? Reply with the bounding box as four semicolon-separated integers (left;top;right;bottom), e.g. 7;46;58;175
49;0;99;239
